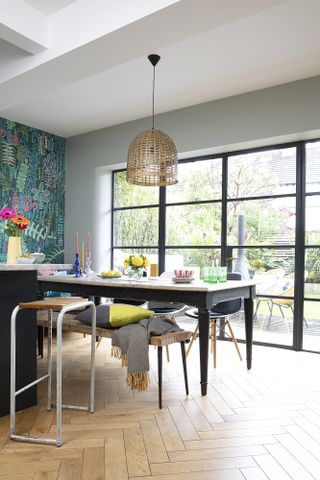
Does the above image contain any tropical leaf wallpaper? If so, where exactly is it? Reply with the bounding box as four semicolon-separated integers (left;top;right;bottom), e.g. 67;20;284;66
0;117;65;263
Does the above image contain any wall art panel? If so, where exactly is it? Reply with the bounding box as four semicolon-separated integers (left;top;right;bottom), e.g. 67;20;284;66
0;117;65;263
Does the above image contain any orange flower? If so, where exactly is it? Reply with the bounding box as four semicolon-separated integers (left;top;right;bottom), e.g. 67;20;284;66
11;214;30;228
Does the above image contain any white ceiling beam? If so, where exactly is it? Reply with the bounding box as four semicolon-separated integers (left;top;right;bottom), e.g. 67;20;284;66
0;0;48;54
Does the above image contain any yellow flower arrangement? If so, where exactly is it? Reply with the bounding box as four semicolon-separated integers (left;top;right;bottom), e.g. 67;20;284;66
124;254;149;270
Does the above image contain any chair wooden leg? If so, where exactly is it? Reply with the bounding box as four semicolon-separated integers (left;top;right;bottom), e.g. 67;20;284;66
165;345;170;362
186;323;199;357
226;320;242;361
180;341;189;396
96;337;103;349
157;346;163;409
210;321;214;354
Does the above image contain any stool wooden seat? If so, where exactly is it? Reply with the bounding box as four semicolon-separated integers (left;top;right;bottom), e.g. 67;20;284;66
37;314;192;409
19;297;89;310
11;298;96;447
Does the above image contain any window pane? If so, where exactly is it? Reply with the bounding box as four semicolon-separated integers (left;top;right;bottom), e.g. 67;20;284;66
113;248;158;272
166;158;222;203
228;148;296;199
227;198;296;245
305;196;320;245
305;248;320;296
114;171;159;207
306;142;320;194
303;301;320;352
166;204;221;246
165;248;221;276
230;247;295;278
113;207;158;246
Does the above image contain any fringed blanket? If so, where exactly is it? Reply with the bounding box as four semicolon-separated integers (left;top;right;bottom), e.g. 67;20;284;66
111;316;182;391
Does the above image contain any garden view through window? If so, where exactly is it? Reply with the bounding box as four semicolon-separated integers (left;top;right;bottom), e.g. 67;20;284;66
112;141;320;353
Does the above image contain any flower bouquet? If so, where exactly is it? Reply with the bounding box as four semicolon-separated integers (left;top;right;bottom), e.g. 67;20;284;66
123;254;149;280
0;208;30;236
0;208;30;264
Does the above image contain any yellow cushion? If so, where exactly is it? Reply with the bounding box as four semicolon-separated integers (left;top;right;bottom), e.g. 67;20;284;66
109;304;154;327
76;303;154;329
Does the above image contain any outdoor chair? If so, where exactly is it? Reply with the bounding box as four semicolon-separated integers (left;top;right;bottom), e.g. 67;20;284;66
254;268;286;320
268;283;308;330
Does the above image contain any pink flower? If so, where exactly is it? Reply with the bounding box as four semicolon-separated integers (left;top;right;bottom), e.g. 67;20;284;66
0;208;16;220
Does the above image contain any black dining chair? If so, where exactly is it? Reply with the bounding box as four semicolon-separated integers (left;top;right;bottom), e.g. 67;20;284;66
185;272;242;368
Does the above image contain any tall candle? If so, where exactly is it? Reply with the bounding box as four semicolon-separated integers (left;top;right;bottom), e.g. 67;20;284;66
81;241;85;269
75;231;79;254
87;231;91;257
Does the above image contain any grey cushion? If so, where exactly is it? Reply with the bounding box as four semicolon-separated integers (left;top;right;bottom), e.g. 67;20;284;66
76;304;114;329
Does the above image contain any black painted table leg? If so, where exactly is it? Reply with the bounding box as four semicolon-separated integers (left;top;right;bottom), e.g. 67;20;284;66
198;308;210;396
244;297;253;369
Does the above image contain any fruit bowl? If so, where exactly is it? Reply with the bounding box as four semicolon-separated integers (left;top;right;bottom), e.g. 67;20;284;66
99;270;122;279
16;256;36;264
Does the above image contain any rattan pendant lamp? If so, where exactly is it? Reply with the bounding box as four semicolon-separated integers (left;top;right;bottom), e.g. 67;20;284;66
126;54;178;186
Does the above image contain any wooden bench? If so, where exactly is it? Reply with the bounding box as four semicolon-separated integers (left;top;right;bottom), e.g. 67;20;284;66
37;309;192;408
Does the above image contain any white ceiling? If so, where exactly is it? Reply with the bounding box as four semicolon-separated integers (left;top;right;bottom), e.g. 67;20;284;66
25;0;78;15
0;0;320;138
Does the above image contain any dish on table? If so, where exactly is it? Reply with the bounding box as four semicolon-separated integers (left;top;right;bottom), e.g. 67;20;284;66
172;277;195;283
99;270;122;279
16;256;36;264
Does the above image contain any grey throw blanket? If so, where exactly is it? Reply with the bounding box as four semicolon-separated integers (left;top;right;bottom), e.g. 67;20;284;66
111;316;182;390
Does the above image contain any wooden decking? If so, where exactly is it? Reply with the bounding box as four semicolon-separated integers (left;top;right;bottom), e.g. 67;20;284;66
1;319;320;479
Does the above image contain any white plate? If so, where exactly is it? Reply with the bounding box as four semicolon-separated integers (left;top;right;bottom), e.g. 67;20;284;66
98;274;122;279
172;277;194;283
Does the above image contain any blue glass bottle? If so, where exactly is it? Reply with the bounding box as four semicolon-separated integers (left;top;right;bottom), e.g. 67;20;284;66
74;253;80;278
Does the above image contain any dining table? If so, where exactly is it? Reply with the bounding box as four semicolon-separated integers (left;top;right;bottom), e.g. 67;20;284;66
38;274;257;396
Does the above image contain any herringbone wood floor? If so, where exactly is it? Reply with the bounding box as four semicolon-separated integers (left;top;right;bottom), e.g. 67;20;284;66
1;329;320;479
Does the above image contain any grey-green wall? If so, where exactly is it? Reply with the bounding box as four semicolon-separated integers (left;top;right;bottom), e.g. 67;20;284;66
66;75;320;271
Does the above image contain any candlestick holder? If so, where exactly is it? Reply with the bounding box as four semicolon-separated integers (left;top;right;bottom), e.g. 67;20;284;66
85;254;92;277
74;253;80;278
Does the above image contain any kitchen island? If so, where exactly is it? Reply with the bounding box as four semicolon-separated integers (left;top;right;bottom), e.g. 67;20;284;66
0;264;72;417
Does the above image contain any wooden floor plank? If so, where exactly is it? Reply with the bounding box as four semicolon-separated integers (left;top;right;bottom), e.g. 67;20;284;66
82;446;105;480
253;453;294;480
104;434;128;480
130;469;245;480
240;466;269;480
57;458;82;480
169;445;266;462
124;427;150;477
34;472;59;480
275;432;320;480
265;443;315;480
155;411;185;452
168;405;199;441
140;419;169;464
150;456;256;475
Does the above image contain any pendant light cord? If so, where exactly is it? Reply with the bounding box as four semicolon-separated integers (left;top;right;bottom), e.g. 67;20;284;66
152;64;156;130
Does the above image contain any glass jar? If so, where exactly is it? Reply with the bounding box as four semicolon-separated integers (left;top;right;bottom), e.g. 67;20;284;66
128;267;143;280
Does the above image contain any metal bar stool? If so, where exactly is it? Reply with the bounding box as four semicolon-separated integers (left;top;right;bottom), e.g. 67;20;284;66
10;297;96;447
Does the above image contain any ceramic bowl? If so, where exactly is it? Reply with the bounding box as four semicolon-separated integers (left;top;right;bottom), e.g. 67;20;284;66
31;252;46;263
174;269;194;279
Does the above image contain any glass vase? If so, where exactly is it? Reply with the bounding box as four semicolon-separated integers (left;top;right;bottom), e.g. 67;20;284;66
128;267;143;280
7;236;21;264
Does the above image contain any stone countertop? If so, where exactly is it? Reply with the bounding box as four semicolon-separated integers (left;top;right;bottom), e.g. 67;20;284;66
0;264;73;271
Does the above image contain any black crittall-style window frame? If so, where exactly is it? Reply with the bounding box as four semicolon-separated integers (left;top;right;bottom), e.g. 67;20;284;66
111;139;320;352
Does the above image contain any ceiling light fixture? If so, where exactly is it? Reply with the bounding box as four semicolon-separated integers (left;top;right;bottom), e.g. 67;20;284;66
126;54;178;186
